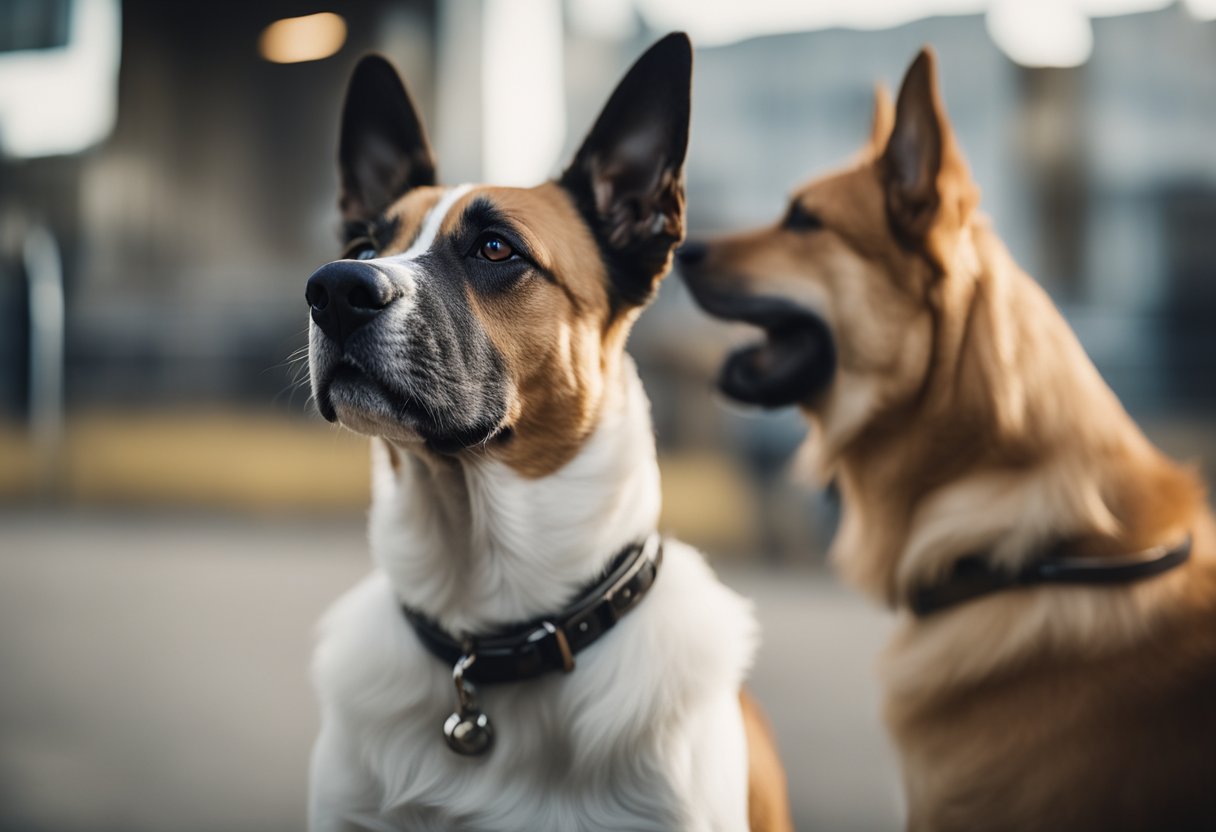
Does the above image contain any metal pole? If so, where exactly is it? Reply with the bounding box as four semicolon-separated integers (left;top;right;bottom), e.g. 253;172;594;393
23;224;65;493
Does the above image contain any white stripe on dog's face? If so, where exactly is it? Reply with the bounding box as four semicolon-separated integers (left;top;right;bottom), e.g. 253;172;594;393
351;185;474;319
394;183;473;263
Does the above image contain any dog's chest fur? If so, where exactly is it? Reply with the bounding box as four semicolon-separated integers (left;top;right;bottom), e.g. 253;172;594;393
313;546;754;831
309;369;757;831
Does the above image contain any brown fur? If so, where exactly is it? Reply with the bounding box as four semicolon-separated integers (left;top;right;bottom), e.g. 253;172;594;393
740;690;795;832
687;47;1216;831
459;185;632;478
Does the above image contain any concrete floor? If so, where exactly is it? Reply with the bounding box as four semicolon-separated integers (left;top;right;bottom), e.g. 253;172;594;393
0;509;901;832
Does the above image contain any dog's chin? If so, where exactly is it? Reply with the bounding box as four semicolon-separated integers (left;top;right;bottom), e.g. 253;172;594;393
683;284;837;409
719;320;836;408
320;369;421;442
320;365;505;454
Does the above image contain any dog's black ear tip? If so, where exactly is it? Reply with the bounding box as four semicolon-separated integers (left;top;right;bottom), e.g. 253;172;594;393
631;32;692;79
348;54;399;86
903;46;938;91
352;52;390;70
343;55;413;131
656;31;692;56
661;32;693;71
343;54;409;115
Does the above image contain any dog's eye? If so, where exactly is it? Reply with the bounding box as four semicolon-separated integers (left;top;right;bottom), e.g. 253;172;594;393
783;203;823;232
477;234;515;262
344;239;377;261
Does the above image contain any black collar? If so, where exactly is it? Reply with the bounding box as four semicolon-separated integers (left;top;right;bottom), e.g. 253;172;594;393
401;534;663;684
909;534;1192;617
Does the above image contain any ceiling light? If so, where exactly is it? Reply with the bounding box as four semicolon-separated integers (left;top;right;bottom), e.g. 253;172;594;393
987;0;1093;68
258;12;346;64
1183;0;1216;20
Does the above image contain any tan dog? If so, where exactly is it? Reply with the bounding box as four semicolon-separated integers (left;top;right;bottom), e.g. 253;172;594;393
678;47;1216;832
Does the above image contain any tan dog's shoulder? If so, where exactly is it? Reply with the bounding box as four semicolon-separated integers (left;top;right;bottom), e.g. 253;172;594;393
740;690;795;832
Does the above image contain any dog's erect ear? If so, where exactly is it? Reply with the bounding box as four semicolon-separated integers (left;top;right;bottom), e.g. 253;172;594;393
868;83;895;155
883;50;945;244
881;47;977;271
560;33;692;306
338;55;437;228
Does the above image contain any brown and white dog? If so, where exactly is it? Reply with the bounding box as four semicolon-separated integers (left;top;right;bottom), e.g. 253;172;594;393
678;47;1216;832
305;35;791;831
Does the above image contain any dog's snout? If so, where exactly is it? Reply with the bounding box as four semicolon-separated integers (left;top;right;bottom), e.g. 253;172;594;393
675;240;709;269
306;261;395;345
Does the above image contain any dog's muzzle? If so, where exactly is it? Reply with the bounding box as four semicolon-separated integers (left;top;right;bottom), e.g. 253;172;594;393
305;257;511;452
718;305;835;408
677;269;837;408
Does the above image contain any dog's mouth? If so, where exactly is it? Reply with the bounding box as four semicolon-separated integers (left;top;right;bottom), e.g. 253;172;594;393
318;361;422;430
317;361;506;453
686;286;836;408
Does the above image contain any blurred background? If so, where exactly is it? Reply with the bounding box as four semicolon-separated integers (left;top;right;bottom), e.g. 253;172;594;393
1;1;1214;829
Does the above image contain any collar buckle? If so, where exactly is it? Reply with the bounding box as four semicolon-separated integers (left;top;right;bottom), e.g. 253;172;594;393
533;620;575;672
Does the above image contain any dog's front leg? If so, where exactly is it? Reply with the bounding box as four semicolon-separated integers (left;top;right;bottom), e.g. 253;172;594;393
309;719;389;832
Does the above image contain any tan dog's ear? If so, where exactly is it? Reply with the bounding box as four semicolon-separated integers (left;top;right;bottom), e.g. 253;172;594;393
868;83;895;154
881;47;977;271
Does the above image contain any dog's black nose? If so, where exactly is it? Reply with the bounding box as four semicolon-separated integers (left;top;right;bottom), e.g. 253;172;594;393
305;261;395;345
675;240;709;268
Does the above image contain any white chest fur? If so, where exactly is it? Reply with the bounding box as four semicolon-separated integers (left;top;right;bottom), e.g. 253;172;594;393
308;364;757;831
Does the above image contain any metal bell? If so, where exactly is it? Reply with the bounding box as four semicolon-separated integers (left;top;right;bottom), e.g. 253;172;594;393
443;708;494;756
443;652;494;757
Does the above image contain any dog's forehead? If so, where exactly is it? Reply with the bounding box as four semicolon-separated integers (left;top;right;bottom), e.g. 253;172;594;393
472;184;599;273
380;185;574;252
379;185;471;254
795;166;875;215
377;187;440;248
794;165;892;259
377;182;605;297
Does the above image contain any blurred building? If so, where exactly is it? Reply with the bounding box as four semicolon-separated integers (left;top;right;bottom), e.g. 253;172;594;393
1;0;1213;545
